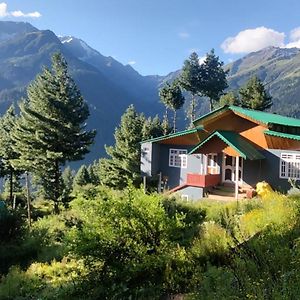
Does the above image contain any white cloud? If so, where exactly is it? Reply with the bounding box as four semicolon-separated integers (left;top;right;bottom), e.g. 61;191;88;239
0;2;41;18
178;31;190;39
11;10;41;18
285;40;300;48
290;27;300;42
221;27;285;54
0;2;8;17
127;60;136;65
285;27;300;48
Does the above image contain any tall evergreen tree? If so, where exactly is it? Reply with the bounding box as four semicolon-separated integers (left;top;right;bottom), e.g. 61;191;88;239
99;105;144;189
73;165;90;188
142;115;165;139
87;163;99;185
201;49;228;111
11;53;96;213
61;166;74;206
179;52;203;127
159;81;185;132
239;76;273;111
0;105;21;205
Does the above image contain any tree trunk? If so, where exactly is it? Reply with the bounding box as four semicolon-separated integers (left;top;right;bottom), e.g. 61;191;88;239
9;167;13;207
25;172;31;227
209;98;214;112
173;110;177;133
163;108;169;135
54;160;60;214
188;95;196;128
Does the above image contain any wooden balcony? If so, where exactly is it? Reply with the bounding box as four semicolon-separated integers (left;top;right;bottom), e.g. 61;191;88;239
186;173;221;188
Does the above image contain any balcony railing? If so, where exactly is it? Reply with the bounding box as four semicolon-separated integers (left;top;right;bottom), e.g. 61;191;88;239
186;173;221;188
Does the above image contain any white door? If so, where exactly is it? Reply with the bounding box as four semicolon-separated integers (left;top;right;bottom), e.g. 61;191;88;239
222;154;243;184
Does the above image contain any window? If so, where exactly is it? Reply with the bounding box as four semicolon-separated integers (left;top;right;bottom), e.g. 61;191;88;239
280;153;300;179
169;149;187;168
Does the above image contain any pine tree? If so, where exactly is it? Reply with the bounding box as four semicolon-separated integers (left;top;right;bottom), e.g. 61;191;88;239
0;105;21;205
61;166;74;206
11;53;96;213
219;91;240;106
179;52;203;126
239;76;272;111
73;165;90;188
87;163;99;185
159;81;185;132
99;105;144;189
142;115;165;139
201;49;228;111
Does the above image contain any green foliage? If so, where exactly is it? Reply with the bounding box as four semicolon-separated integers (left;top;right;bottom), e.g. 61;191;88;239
159;81;185;132
179;50;228;126
179;52;203;126
0;258;88;300
0;105;22;205
200;49;228;111
73;165;90;188
142;114;165;139
11;53;96;212
219;91;240;106
99;106;164;190
239;76;273;111
0;209;24;243
3;188;300;299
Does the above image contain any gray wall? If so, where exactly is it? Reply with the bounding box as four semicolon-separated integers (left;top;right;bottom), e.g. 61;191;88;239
141;142;152;176
175;186;204;201
157;144;203;189
243;149;300;192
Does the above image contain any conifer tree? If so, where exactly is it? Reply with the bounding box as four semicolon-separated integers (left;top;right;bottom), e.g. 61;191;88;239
12;53;96;213
142;115;165;139
99;105;144;189
239;76;272;111
159;81;185;132
219;91;240;106
87;163;99;185
61;166;74;205
0;105;21;205
73;165;90;188
179;52;203;126
201;49;228;111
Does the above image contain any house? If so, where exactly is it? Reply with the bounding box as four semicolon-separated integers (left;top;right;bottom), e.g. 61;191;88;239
140;105;300;200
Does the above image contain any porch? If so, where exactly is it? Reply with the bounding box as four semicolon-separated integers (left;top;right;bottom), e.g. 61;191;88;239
188;130;265;199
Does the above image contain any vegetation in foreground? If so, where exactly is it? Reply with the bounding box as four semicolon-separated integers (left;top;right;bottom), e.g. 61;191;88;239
1;185;300;299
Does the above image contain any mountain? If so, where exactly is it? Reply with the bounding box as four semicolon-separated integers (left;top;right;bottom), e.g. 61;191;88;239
60;35;162;102
2;21;300;166
160;46;300;117
226;46;300;117
0;21;164;165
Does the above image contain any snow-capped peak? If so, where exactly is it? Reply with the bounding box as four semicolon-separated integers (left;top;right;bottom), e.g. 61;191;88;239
60;35;74;44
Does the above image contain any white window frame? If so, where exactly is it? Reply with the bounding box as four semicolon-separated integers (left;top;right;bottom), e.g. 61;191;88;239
169;148;188;168
279;152;300;179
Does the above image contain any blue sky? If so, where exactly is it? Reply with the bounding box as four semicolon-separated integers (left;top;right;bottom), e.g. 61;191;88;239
2;0;300;75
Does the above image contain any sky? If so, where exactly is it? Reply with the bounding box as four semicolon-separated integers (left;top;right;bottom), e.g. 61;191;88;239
2;0;300;75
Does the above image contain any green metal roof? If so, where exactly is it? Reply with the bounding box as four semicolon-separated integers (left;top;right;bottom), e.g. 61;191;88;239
193;105;300;127
230;106;300;127
264;130;300;141
189;130;265;160
141;126;203;144
193;105;229;124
